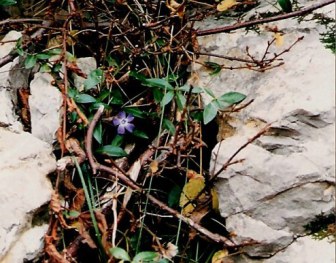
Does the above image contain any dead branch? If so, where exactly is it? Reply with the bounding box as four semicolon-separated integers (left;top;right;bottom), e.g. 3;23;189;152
197;0;334;36
211;123;273;181
85;106;240;247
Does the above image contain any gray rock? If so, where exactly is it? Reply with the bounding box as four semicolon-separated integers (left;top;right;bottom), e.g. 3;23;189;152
0;31;30;131
0;128;55;261
0;31;21;59
1;224;49;263
196;2;335;260
72;57;97;91
230;236;335;263
29;72;63;144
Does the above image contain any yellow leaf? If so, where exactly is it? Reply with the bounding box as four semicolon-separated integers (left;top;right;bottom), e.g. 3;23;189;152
274;32;284;47
149;160;159;173
212;249;229;263
211;188;219;213
179;174;205;216
217;0;237;12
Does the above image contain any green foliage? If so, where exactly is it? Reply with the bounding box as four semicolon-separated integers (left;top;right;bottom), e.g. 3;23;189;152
0;0;16;6
110;248;164;263
203;91;246;124
84;69;104;90
96;145;128;157
313;13;336;54
110;247;131;261
277;0;292;13
304;213;336;242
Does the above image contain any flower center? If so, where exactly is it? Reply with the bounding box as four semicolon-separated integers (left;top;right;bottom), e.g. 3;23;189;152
120;119;127;125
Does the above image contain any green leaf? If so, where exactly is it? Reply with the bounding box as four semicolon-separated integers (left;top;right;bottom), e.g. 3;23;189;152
132;251;159;263
15;38;24;56
178;85;203;94
168;185;182;207
203;88;216;98
47;48;62;56
124;107;146;119
144;78;174;90
152;88;164;103
204;61;222;75
161;91;174;107
106;56;120;68
0;0;16;6
93;121;102;144
96;89;110;102
278;0;292;13
52;63;62;73
36;53;52;60
203;101;218;125
129;71;147;82
74;94;96;104
110;247;131;261
67;88;79;98
190;111;203;122
175;92;186;110
39;63;51;73
24;54;37;69
217;91;246;109
96;145;127;157
163;119;175;135
84;69;104;90
133;130;149;139
65;210;80;219
111;135;124;147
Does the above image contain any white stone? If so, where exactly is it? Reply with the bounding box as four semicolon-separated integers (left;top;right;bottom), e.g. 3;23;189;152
0;31;21;59
231;236;335;263
199;2;335;259
0;128;55;261
1;224;49;263
72;57;97;91
226;214;293;257
29;72;63;144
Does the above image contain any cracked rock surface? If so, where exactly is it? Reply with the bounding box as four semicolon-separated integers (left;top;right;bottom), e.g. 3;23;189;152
196;2;335;261
0;31;56;262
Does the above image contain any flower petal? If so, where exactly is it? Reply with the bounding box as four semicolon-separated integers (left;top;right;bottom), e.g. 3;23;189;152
117;125;126;134
126;114;134;122
125;123;135;133
117;111;126;119
113;118;121;126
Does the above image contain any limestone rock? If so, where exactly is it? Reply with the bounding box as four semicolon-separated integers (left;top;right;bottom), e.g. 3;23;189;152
0;31;21;59
1;224;49;263
230;236;335;263
198;2;335;260
29;72;63;144
72;57;97;91
0;128;55;261
0;31;30;131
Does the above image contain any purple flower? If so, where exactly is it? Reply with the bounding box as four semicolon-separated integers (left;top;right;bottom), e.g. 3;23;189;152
113;111;135;135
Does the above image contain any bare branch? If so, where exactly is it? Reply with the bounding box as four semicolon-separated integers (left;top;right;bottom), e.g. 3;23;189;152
197;0;334;36
85;106;241;247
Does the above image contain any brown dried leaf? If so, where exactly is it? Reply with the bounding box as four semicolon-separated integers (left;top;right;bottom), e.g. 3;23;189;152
80;229;97;249
65;138;86;161
57;126;66;155
95;210;111;252
161;242;178;260
64;173;78;193
66;62;87;78
45;235;70;263
72;189;85;211
50;191;62;214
